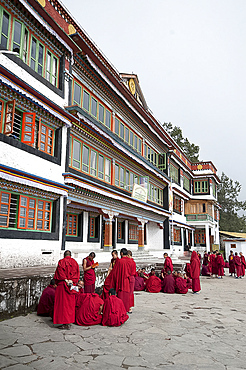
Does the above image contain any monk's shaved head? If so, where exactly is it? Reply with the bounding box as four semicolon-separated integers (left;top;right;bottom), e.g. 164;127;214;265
64;250;71;257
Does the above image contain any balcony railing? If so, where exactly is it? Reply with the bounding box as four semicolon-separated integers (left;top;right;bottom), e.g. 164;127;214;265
185;214;214;222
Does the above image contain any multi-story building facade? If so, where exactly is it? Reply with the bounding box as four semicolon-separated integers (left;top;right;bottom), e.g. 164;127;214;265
0;0;220;268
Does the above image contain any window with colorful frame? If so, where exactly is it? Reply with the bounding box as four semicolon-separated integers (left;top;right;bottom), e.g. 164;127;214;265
195;231;206;244
183;174;190;192
0;190;52;231
128;223;138;242
66;214;78;236
117;220;125;243
194;180;209;194
0;7;10;49
114;163;139;191
148;183;163;206
172;228;181;243
88;214;100;242
170;164;179;184
158;153;166;172
173;196;182;214
73;82;82;105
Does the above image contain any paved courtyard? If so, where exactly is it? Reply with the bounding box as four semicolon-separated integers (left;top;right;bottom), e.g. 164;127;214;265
0;274;245;370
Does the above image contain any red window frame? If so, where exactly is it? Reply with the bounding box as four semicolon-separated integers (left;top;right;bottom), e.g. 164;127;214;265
36;200;51;230
195;232;206;244
129;224;138;241
21;112;36;145
18;196;36;229
0;99;4;133
173;196;182;213
173;228;181;242
66;214;78;236
117;222;122;239
38;119;54;155
0;191;11;228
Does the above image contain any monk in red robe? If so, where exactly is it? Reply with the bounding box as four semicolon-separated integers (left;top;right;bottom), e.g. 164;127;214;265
37;279;57;317
207;252;212;275
163;253;173;275
102;289;129;326
134;275;145;291
190;251;201;293
228;251;235;276
234;252;242;278
127;250;136;312
101;250;119;300
240;252;246;277
184;263;191;278
175;272;188;294
145;270;162;293
75;290;104;326
83;252;97;293
217;253;225;278
112;248;132;312
53;250;80;330
184;273;192;289
162;270;175;293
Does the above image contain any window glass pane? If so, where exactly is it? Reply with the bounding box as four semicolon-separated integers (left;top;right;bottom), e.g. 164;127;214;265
130;173;134;191
98;155;104;179
83;90;90;111
138;138;142;153
13;20;21;53
23;29;28;63
125;127;129;143
130;131;133;146
105;110;111;128
120;122;124;139
134;135;138;150
115;118;119;135
74;83;81;104
105;158;111;182
82;145;89;172
72;140;81;169
90;150;97;176
115;164;119;186
1;12;9;49
91;97;97;117
99;104;104;122
125;170;129;189
120;167;124;188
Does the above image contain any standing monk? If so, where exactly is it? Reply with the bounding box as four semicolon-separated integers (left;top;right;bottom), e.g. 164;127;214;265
163;253;173;275
234;252;242;278
127;250;136;313
83;252;97;293
101;250;119;300
190;251;201;294
228;251;235;276
112;248;132;313
217;253;225;278
239;252;246;277
53;250;80;330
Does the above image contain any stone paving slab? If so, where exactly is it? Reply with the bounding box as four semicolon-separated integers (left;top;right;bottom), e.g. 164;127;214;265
0;275;246;369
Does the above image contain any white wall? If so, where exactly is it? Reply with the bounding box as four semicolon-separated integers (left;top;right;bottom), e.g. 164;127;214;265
225;241;246;260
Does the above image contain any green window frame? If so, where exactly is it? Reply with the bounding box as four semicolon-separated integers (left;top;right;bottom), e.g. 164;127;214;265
46;51;58;86
72;138;81;169
170;164;179;183
73;82;82;105
120;167;125;188
183;175;190;192
99;104;105;123
30;36;44;76
0;8;10;49
90;149;97;177
82;144;89;173
115;164;119;186
98;154;104;179
158;153;166;171
12;19;22;55
115;118;119;136
105;158;111;183
194;180;208;194
91;96;97;118
83;90;90;112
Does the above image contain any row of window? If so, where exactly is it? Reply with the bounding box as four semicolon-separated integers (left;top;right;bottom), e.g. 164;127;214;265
0;190;52;231
0;6;59;87
0;99;55;156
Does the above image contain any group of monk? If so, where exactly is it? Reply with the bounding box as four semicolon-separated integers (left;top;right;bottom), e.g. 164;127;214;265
200;250;246;279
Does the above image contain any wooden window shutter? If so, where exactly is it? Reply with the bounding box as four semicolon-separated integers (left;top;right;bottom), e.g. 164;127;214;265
4;100;16;135
21;112;36;144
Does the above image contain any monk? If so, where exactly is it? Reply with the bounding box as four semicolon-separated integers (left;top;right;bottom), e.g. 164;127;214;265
217;253;225;278
75;288;104;326
234;252;242;278
102;289;129;327
201;254;211;276
134;274;145;291
53;250;80;330
145;269;162;293
240;252;246;277
175;272;188;294
37;279;57;317
112;248;132;313
184;273;192;289
184;262;191;278
207;252;212;275
190;251;201;294
228;251;235;276
127;250;136;313
211;251;218;277
162;270;175;293
101;250;119;300
83;252;97;293
163;253;173;275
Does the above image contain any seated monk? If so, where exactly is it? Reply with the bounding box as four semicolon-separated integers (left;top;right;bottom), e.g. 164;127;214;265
145;270;162;293
134;274;145;291
37;279;57;317
75;288;104;326
70;280;84;293
102;289;129;326
201;264;211;276
148;268;156;277
173;271;178;279
142;268;149;279
184;273;192;289
175;272;188;294
162;270;175;294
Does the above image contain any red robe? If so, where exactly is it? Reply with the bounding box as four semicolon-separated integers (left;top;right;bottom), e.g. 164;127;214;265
101;258;119;300
211;254;218;275
184;263;191;278
190;251;201;293
162;274;175;293
128;258;136;308
217;255;225;277
53;256;80;325
186;277;192;289
240;256;246;276
112;256;132;312
102;295;129;326
229;255;235;273
175;277;188;294
37;285;56;317
234;255;242;277
145;276;162;293
134;276;145;291
164;257;173;274
83;257;96;293
75;293;104;326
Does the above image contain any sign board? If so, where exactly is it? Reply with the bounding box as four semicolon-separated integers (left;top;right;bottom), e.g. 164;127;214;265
131;183;148;203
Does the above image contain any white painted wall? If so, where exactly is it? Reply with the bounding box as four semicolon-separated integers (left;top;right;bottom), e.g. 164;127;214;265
147;221;163;250
225;241;246;260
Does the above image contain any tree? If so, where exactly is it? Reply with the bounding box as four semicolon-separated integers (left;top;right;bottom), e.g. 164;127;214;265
163;122;199;163
217;172;246;232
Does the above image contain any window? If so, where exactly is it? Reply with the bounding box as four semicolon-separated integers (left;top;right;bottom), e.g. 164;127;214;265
138;138;142;153
72;139;81;169
130;173;134;192
129;224;138;241
30;37;44;76
88;215;99;240
91;97;97;118
12;19;22;54
90;150;97;176
134;135;138;151
115;118;119;136
118;221;122;239
105;158;111;183
173;228;181;243
194;180;208;194
117;220;125;243
46;52;58;86
170;164;179;184
0;10;10;49
195;231;205;244
173;196;182;213
99;104;104;123
73;82;82;105
36;200;51;230
120;167;125;188
158;153;166;171
183;175;190;192
105;110;111;128
82;145;89;172
22;28;28;63
120;122;124;139
4;100;15;135
38;122;54;155
0;191;11;227
98;154;104;179
66;214;78;236
18;196;36;229
130;131;133;147
83;90;90;111
115;164;119;187
21;113;35;145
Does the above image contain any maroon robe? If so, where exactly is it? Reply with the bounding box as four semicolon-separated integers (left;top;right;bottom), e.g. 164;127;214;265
101;258;119;300
234;255;242;277
75;293;103;326
83;257;96;293
201;264;210;276
53;256;80;325
211;253;218;275
217;255;225;277
145;275;162;293
134;276;145;291
112;256;132;312
175;277;188;294
129;258;136;308
229;255;235;274
102;295;129;326
190;251;201;293
162;274;175;293
37;285;56;317
186;277;192;289
184;263;191;278
164;257;173;274
240;255;246;276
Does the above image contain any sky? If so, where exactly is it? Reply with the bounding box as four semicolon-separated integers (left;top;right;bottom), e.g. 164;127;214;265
61;0;246;201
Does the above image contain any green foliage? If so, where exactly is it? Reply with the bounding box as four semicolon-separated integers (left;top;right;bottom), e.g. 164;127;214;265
218;172;246;232
163;122;199;163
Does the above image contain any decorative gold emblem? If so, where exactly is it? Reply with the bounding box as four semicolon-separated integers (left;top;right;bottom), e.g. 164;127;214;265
129;78;136;95
197;164;203;170
68;24;76;35
37;0;46;7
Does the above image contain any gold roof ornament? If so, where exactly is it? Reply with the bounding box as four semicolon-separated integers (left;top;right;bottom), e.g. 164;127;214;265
197;164;203;170
129;78;136;95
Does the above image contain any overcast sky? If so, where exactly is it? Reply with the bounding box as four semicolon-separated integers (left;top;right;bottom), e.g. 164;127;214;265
61;0;246;201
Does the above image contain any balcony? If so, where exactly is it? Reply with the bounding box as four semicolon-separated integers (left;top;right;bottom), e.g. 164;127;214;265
185;214;213;222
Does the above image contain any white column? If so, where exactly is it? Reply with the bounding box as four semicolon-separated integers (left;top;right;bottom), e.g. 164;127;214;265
205;224;210;252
